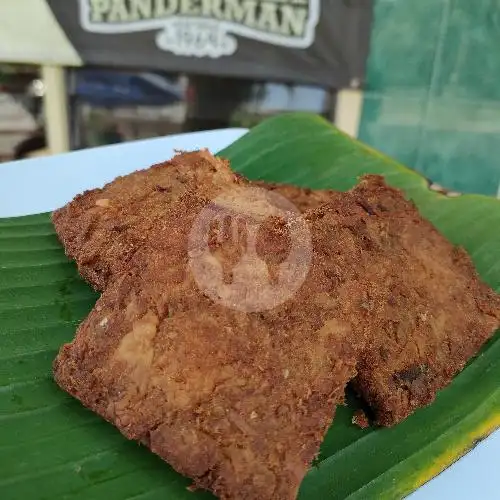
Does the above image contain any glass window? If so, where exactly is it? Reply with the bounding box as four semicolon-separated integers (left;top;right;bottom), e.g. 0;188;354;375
70;68;334;149
70;68;187;149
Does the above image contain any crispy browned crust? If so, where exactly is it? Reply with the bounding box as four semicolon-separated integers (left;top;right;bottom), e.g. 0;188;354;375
52;151;243;291
53;189;361;500
52;151;337;291
352;410;370;429
249;176;499;427
52;152;500;499
346;176;500;425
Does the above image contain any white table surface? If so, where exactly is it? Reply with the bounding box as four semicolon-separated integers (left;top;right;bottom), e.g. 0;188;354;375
0;129;498;498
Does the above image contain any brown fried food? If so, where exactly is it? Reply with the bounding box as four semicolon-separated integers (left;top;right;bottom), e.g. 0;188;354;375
253;180;337;213
254;177;500;425
52;151;336;291
352;410;370;429
345;177;500;425
52;151;241;291
53;189;363;500
52;148;500;482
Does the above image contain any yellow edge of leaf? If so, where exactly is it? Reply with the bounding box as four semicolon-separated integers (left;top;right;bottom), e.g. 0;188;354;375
403;415;500;496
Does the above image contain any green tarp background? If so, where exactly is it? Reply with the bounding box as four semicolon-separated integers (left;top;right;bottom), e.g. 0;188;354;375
358;0;500;197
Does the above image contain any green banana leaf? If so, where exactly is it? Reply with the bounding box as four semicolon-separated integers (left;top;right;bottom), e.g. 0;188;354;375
1;113;499;500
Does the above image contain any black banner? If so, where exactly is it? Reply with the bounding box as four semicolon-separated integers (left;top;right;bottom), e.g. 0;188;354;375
47;0;373;88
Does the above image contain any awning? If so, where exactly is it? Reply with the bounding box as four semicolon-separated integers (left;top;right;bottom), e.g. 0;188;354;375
1;0;373;89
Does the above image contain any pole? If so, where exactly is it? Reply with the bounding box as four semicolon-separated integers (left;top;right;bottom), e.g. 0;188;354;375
328;88;336;123
334;82;364;138
41;65;70;155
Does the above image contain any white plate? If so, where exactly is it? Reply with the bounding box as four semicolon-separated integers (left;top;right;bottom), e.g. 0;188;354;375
0;129;498;499
0;128;247;217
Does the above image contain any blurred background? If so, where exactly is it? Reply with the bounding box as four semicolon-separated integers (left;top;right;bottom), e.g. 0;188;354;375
0;66;331;157
1;0;499;196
